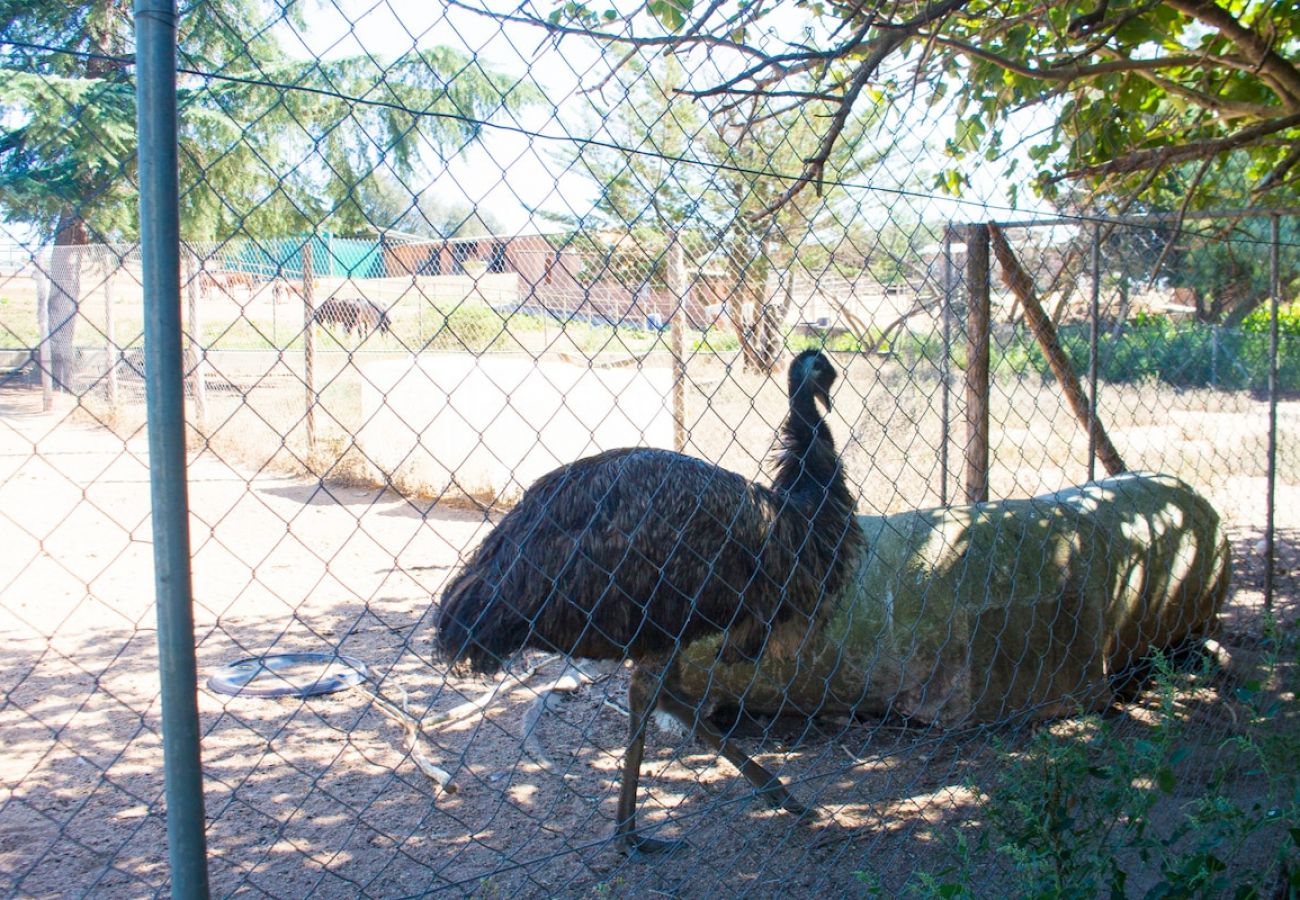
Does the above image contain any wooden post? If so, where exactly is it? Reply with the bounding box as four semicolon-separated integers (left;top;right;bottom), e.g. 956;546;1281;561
1087;224;1101;482
1265;214;1281;612
668;234;688;453
940;223;954;506
989;223;1127;477
104;254;118;408
185;253;207;428
964;223;991;504
302;240;317;452
36;261;53;411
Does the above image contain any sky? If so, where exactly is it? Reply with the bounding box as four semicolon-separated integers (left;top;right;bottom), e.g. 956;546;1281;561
274;0;610;234
0;0;1063;254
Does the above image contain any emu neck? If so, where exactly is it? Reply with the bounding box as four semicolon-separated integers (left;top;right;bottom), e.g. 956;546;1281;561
772;383;837;499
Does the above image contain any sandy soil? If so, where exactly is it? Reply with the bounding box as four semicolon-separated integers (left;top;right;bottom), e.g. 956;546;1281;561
0;375;1297;899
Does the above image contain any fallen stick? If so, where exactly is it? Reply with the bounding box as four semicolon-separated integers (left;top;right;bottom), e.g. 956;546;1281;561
520;661;616;771
353;679;457;795
352;654;562;795
426;653;559;729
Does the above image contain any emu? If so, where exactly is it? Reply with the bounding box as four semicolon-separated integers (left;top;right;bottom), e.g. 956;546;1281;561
435;349;863;853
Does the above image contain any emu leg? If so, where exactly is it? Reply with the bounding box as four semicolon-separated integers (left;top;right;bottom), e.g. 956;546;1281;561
614;663;684;855
655;689;808;818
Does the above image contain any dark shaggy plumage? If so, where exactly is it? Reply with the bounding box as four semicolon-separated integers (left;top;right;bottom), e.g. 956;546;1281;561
435;349;862;851
435;348;862;672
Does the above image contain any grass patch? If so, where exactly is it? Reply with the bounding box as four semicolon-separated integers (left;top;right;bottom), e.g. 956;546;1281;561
860;637;1300;898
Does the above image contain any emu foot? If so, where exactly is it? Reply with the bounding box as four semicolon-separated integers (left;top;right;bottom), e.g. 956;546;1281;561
618;833;686;856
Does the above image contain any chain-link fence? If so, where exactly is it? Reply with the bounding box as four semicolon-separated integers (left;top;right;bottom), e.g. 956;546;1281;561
3;1;1299;897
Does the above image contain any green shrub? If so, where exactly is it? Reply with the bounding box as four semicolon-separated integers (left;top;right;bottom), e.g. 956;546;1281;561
423;304;522;352
692;326;740;353
995;319;1300;393
880;640;1300;899
1241;302;1300;338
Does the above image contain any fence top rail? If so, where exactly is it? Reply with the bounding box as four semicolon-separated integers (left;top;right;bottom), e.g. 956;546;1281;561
985;206;1300;230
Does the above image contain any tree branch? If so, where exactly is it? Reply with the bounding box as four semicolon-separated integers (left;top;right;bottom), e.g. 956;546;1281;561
1252;143;1300;196
748;0;972;219
1092;47;1284;120
1046;111;1300;183
442;0;769;62
931;35;1257;88
1162;0;1300;106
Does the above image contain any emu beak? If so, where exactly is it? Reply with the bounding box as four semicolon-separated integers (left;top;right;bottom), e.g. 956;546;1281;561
815;381;833;413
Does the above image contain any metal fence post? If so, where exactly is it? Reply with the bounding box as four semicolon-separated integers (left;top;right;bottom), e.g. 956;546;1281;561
964;223;991;504
134;0;211;896
1266;214;1281;613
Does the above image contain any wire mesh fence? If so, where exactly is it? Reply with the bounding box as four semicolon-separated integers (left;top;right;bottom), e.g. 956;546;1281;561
2;1;1299;897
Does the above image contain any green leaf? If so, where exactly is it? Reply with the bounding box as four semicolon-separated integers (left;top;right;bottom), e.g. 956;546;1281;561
648;0;690;31
1159;764;1180;795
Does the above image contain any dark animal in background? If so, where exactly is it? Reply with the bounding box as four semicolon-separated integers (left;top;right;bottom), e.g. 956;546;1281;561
197;269;257;299
353;298;392;337
312;297;359;334
271;277;303;305
312;297;391;338
435;349;863;853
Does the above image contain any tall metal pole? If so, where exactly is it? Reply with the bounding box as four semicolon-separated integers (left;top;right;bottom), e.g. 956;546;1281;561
1265;215;1281;613
1087;224;1101;482
964;223;991;504
134;1;211;896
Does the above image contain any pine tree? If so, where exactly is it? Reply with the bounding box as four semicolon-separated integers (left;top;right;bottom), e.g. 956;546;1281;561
0;0;533;388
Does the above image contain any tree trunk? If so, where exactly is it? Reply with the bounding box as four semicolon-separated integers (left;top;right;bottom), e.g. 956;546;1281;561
732;278;791;374
47;209;87;392
1220;293;1265;330
676;472;1230;726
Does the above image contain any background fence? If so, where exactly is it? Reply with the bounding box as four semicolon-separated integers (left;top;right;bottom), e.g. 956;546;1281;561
2;1;1299;898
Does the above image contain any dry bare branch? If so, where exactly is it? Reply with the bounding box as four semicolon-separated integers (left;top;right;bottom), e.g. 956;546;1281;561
425;653;560;729
518;662;614;772
354;679;458;795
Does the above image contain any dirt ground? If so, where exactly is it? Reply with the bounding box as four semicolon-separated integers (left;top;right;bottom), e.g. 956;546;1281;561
1;373;1297;899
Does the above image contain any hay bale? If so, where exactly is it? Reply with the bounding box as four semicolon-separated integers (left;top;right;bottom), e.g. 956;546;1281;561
676;472;1230;726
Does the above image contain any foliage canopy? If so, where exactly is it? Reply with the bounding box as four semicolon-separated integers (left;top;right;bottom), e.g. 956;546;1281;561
533;0;1300;216
0;0;535;243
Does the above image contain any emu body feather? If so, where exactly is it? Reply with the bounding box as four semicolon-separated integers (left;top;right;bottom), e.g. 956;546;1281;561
436;351;861;672
433;349;862;852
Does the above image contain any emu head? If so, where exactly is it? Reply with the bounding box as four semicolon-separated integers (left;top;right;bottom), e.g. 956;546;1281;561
789;349;836;413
